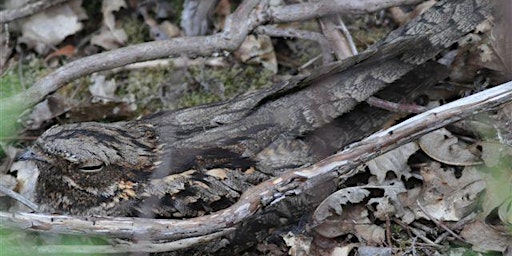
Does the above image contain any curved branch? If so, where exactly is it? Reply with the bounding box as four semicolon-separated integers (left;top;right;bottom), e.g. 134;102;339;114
268;0;423;23
0;0;262;112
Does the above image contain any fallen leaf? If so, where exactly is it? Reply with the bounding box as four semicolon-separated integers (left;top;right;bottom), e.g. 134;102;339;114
313;187;370;222
24;94;74;130
8;160;39;212
367;142;419;184
17;0;86;54
357;246;392;256
90;0;127;50
413;162;484;221
419;128;482;166
45;45;75;60
461;220;512;252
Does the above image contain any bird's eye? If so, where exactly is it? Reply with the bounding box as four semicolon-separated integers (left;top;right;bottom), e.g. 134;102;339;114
79;164;104;173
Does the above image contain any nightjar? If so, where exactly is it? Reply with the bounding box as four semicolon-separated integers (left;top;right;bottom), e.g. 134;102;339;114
19;120;269;217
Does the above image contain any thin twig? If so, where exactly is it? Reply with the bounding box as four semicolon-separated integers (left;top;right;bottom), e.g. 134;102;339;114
433;212;475;244
0;0;262;112
0;185;39;212
416;200;466;243
268;0;423;23
366;96;428;114
318;15;354;60
336;17;358;55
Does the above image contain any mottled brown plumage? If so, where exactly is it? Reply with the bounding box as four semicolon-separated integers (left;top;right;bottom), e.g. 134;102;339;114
25;121;268;217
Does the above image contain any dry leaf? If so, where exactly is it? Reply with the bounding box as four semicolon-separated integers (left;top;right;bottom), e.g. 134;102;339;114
414;163;484;221
313;187;370;222
367;142;419;184
17;0;86;54
314;204;370;238
8;160;39;211
419;128;482;166
0;174;17;196
330;245;356;256
461;220;512;252
357;246;392;256
354;225;386;245
91;0;127;50
44;45;76;65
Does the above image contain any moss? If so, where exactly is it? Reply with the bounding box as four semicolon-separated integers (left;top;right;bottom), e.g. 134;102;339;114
113;62;176;114
121;15;151;44
178;64;273;108
347;15;394;51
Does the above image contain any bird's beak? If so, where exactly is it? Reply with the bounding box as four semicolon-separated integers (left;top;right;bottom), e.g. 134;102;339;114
17;149;46;162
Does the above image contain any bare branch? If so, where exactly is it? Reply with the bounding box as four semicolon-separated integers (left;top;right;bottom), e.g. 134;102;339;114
268;0;423;23
0;0;262;112
0;185;39;212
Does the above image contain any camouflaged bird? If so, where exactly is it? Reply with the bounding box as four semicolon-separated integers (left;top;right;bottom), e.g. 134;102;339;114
20;0;491;217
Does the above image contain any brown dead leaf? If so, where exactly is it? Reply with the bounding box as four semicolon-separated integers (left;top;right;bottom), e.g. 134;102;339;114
367;142;419;184
91;0;127;50
15;0;86;54
413;162;484;221
314;204;370;239
8;160;39;212
66;102;135;122
461;220;512;252
330;245;356;256
44;45;76;62
419;128;482;166
357;246;392;256
313;187;370;222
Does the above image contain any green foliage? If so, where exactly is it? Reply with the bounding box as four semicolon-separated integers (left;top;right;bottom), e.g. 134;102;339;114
0;58;48;145
0;68;27;143
0;228;109;256
121;15;151;44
